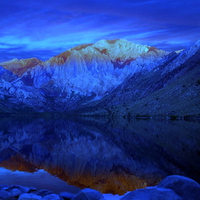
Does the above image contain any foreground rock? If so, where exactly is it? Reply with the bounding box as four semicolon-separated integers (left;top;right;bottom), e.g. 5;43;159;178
8;188;22;197
19;193;43;200
0;189;9;199
42;194;61;200
121;175;200;200
0;175;199;200
121;187;182;200
157;175;200;200
72;188;105;200
0;185;62;200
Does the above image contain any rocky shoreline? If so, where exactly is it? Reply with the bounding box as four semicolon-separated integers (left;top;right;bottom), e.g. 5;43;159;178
0;175;200;200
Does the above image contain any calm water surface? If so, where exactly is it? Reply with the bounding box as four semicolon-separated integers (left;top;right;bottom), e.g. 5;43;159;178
0;116;199;195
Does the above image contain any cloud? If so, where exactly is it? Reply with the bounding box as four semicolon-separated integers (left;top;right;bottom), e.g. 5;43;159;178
0;0;200;61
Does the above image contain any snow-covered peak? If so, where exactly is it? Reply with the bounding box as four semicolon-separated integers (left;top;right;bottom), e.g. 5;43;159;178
44;39;168;68
27;39;169;100
92;39;151;61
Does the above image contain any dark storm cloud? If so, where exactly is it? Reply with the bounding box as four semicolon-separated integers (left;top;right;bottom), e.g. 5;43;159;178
0;0;199;61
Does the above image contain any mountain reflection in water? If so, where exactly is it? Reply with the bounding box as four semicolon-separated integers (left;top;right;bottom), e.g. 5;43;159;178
0;116;199;195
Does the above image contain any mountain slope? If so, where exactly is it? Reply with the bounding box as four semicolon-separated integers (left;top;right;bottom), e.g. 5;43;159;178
80;41;200;117
24;39;167;96
0;39;169;113
0;65;45;113
0;39;199;116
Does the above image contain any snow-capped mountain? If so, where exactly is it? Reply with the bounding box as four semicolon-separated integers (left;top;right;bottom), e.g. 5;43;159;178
0;39;199;115
82;40;200;117
24;39;168;97
0;39;169;113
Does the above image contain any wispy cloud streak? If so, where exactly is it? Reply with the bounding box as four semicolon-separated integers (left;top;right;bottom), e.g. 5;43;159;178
0;0;199;61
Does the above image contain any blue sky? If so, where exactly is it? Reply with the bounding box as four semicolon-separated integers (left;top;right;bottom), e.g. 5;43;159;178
0;0;200;62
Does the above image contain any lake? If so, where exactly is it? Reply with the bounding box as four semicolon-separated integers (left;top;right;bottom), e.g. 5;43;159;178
0;116;199;195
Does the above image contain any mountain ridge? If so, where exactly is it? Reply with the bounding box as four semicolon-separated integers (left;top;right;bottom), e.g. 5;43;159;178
0;39;199;117
0;58;42;76
79;42;200;118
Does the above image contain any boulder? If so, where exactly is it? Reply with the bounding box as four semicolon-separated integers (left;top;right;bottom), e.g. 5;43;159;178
29;187;37;192
43;194;61;200
8;188;22;197
0;185;8;191
0;189;9;199
59;191;76;199
18;193;42;200
121;187;182;200
10;185;32;193
36;189;53;197
72;188;105;200
157;175;200;200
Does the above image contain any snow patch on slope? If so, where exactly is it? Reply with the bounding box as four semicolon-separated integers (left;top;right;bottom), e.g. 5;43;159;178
162;40;200;74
